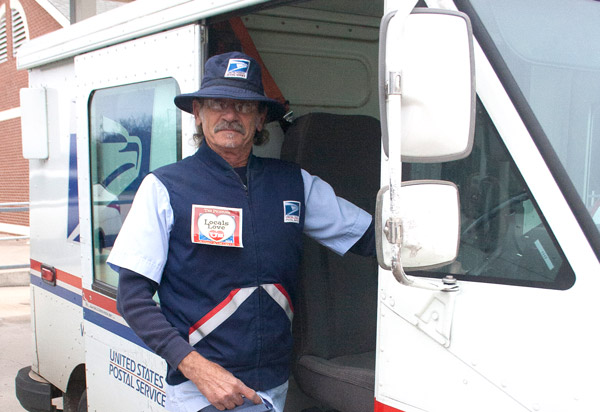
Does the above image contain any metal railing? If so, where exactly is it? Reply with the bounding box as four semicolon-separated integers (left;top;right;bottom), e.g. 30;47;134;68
0;201;29;213
0;202;30;270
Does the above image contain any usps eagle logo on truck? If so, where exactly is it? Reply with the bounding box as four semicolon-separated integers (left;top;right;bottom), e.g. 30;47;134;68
191;205;243;247
224;58;250;79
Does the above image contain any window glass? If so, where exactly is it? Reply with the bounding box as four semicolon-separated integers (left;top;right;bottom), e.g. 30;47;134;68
89;78;181;291
407;99;575;290
467;0;600;242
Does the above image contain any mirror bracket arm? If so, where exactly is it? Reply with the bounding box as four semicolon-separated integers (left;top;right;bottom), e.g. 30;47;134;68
388;71;402;96
384;217;402;245
392;264;460;293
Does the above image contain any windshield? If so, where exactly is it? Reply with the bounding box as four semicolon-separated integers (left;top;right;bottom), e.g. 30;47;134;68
468;0;600;236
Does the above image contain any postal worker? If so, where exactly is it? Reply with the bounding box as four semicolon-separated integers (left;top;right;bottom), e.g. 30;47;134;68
108;51;375;412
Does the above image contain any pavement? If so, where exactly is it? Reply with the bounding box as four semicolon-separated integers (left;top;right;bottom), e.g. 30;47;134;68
0;237;31;411
0;236;30;287
0;285;31;412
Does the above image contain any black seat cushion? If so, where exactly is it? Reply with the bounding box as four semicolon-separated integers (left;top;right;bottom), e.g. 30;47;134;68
295;352;375;412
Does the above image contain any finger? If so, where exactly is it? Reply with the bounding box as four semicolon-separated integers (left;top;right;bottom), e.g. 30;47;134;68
224;400;237;410
217;389;246;410
240;387;262;405
232;393;245;407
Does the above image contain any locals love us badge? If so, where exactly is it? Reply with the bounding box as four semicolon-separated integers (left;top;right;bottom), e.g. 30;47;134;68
191;205;243;247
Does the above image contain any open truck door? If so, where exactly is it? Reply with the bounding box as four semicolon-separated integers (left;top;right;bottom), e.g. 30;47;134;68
375;6;476;411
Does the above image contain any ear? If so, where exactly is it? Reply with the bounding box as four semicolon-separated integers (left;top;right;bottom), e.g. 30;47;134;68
192;99;202;126
255;107;268;132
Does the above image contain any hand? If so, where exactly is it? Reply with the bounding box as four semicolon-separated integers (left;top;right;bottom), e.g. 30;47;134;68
178;351;262;410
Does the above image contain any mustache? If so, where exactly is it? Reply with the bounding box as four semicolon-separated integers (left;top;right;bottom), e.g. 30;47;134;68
213;121;245;134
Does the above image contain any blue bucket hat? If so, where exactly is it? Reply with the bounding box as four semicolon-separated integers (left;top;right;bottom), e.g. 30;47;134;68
174;52;286;122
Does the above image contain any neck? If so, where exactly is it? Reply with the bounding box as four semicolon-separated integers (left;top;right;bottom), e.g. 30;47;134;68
221;152;249;168
205;141;251;168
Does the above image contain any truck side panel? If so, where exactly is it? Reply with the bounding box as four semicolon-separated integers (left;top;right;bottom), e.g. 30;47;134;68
75;24;201;411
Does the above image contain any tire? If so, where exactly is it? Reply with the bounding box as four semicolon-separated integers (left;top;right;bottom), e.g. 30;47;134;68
77;390;88;412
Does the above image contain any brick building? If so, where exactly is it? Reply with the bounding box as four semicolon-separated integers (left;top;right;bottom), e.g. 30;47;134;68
0;0;65;235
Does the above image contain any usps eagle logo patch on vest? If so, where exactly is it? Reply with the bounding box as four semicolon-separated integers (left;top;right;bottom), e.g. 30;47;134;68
224;58;250;79
191;205;243;247
283;201;301;224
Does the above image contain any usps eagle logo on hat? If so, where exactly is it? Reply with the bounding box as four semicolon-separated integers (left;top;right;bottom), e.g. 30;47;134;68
224;58;251;79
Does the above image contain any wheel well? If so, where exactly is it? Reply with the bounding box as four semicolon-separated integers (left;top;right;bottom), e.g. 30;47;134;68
63;364;86;412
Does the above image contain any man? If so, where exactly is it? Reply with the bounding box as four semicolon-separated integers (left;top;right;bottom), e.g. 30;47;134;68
108;51;375;412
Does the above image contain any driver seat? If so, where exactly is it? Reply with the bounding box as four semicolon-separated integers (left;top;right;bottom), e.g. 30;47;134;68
281;112;381;412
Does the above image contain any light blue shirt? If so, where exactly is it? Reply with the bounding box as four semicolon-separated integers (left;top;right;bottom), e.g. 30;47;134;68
108;169;372;285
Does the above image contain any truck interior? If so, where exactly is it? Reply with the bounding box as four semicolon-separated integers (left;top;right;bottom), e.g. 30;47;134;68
282;113;380;412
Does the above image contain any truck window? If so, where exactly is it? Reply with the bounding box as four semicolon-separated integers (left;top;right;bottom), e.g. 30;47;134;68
463;0;600;260
89;78;181;293
407;98;575;290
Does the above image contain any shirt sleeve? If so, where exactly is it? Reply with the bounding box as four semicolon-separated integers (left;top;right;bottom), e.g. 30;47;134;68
107;173;173;284
117;268;194;370
301;169;372;256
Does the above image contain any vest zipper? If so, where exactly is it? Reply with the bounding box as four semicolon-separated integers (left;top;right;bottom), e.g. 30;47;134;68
232;170;248;194
241;165;263;380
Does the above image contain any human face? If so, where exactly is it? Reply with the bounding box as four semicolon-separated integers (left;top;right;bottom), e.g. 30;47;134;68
193;98;267;165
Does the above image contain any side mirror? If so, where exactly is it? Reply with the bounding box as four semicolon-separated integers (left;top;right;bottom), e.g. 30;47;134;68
380;8;475;162
376;181;460;273
376;8;474;290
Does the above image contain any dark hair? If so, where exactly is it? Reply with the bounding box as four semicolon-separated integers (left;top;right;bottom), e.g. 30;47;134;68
193;100;270;147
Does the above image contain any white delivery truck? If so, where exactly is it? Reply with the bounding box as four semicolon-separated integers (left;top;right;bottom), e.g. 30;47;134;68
14;0;600;411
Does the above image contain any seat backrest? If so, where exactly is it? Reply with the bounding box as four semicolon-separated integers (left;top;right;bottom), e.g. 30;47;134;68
281;112;381;361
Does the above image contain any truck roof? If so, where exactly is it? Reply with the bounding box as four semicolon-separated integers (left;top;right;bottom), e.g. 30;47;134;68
17;0;270;70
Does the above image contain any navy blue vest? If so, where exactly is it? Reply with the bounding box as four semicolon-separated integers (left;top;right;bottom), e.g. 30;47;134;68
152;143;305;390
